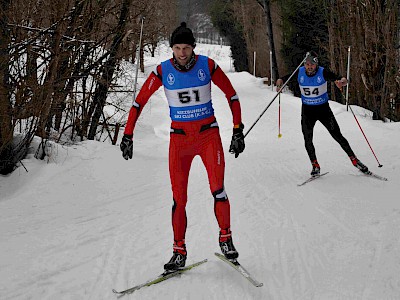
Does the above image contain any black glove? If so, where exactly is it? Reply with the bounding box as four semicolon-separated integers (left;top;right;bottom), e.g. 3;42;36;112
229;123;245;158
120;134;133;160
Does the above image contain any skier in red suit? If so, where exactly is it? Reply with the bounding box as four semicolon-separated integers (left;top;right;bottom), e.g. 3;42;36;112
120;22;245;271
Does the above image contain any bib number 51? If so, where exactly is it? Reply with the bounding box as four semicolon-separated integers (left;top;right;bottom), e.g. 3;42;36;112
178;90;200;103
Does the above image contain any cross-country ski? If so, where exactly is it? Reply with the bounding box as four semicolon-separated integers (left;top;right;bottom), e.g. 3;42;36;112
360;170;388;181
298;172;329;186
112;259;207;295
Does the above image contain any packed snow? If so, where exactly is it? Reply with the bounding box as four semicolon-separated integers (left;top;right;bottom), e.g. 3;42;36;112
1;42;400;300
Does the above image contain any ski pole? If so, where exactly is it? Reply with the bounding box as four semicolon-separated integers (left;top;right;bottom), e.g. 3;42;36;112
348;104;383;167
345;46;351;111
278;93;282;138
244;53;308;138
340;87;383;167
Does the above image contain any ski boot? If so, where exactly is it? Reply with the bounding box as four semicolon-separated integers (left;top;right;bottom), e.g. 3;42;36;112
310;160;320;177
164;240;187;271
219;228;239;260
350;156;368;173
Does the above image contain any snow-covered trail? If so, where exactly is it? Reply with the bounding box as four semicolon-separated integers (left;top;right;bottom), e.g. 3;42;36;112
1;43;400;300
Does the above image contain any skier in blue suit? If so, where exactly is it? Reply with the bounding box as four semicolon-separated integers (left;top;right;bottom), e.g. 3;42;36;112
276;51;369;176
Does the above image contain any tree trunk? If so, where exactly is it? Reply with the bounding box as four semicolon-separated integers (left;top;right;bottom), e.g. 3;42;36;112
140;45;145;73
0;0;14;173
262;0;279;81
88;0;133;140
35;29;62;139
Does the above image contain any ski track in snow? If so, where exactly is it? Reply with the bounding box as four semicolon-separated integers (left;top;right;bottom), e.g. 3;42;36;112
1;43;400;299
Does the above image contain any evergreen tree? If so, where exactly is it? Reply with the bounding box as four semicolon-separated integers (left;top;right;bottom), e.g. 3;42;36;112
279;0;328;96
209;0;249;72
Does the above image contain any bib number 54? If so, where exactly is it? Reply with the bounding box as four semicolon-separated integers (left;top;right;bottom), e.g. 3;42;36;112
302;87;319;96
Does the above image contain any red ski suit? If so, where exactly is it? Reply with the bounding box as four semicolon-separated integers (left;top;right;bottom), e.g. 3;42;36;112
124;55;242;244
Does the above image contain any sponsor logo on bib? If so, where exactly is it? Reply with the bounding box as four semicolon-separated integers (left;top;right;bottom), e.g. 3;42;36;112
167;73;175;85
198;69;206;81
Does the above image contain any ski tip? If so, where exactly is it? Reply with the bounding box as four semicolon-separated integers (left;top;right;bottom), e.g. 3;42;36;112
361;170;388;181
214;252;223;258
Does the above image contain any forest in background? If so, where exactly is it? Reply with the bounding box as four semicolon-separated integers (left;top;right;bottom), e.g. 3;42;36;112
210;0;399;121
0;0;399;174
0;0;177;174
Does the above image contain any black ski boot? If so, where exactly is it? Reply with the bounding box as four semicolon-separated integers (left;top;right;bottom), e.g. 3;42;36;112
310;160;320;176
164;252;187;271
350;156;368;173
219;229;239;260
164;240;187;271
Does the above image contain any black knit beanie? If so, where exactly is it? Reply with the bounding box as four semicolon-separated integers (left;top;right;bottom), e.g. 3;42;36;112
170;22;196;47
305;50;319;65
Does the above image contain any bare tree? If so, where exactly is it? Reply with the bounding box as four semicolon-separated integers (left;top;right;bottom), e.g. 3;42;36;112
228;0;283;80
327;0;399;120
256;0;279;81
0;0;179;173
88;0;133;140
